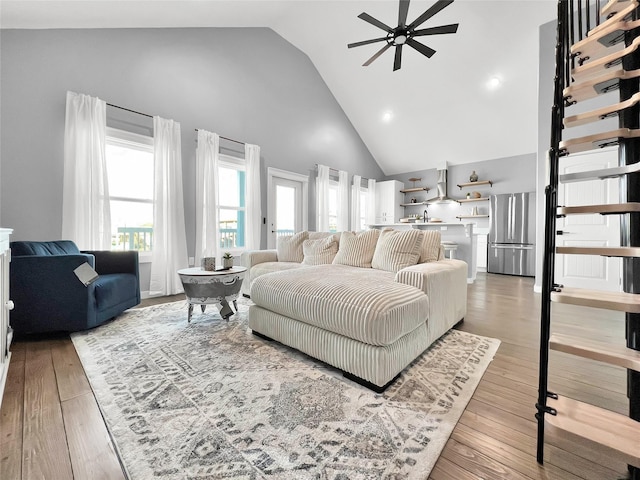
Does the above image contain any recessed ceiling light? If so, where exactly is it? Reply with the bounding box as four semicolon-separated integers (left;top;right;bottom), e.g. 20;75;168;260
382;111;393;123
488;76;502;89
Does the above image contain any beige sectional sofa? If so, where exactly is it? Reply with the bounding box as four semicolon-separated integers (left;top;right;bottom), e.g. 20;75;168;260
241;229;467;392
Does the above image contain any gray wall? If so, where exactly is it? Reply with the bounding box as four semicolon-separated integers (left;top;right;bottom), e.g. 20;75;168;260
0;27;383;254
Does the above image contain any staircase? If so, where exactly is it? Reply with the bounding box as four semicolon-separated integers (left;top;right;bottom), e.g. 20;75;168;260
537;0;640;477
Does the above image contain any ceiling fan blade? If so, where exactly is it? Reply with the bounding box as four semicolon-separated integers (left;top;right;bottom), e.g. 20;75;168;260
408;0;454;30
407;38;436;58
413;23;459;36
398;0;411;27
363;43;392;66
393;44;403;71
348;37;389;48
357;12;393;32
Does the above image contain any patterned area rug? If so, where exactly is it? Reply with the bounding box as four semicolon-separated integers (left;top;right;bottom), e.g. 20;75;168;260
72;298;500;479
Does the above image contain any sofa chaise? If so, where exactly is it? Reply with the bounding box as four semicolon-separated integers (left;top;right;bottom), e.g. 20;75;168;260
242;229;467;392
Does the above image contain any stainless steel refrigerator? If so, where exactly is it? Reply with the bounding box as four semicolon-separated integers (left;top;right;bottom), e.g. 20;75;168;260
488;192;536;276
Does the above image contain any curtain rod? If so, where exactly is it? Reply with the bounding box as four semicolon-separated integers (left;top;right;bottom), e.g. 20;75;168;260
106;102;153;119
315;164;371;182
194;128;245;146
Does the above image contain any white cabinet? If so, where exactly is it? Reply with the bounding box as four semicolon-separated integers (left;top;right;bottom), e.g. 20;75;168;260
475;233;488;272
0;228;13;410
375;180;404;224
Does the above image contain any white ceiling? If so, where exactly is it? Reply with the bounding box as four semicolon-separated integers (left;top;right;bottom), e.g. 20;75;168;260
0;0;556;175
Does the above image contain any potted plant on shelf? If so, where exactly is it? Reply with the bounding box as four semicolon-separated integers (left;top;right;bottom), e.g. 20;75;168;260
222;252;233;269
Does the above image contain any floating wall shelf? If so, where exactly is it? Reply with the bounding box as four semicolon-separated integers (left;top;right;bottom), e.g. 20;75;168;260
457;180;493;189
400;187;430;193
458;197;490;203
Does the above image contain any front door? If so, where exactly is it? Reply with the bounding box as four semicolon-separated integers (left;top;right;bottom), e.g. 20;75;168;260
555;147;621;291
267;168;309;248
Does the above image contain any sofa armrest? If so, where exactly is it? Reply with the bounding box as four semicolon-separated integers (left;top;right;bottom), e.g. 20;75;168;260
241;249;278;269
395;259;468;343
83;250;139;276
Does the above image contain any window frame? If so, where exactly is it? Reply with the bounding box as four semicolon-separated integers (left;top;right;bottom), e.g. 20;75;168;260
105;127;154;262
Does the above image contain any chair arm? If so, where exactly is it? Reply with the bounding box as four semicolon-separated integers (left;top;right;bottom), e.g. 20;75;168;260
241;250;278;269
83;250;139;276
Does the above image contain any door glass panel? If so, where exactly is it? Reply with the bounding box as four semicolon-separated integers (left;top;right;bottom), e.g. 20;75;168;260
276;185;296;236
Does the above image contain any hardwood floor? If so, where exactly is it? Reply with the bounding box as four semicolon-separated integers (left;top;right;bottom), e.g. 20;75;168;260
0;275;633;479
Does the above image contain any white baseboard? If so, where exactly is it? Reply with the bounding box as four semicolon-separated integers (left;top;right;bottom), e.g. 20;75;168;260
141;290;152;299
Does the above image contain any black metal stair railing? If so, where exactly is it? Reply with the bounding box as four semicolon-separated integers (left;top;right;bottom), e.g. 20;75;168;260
536;0;568;464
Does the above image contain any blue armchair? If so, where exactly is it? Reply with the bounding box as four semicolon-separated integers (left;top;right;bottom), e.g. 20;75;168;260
9;240;140;334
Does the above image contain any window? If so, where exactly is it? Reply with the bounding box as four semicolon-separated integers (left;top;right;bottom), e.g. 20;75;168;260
358;187;368;231
328;180;338;233
105;128;154;258
218;155;246;250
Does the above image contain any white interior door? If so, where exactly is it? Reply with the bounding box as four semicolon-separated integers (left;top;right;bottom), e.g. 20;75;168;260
267;168;308;249
555;147;621;291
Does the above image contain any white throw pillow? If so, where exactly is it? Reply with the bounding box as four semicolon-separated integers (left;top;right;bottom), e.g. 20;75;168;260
276;231;309;263
372;229;424;272
332;229;380;268
419;230;442;263
301;237;339;265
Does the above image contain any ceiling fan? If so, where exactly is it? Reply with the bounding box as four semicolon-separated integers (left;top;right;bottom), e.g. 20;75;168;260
347;0;459;71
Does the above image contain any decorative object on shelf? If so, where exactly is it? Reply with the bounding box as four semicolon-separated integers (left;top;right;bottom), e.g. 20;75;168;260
410;197;417;203
469;171;479;182
471;191;481;198
466;193;471;199
222;252;234;269
471;206;479;215
408;177;421;187
201;257;216;271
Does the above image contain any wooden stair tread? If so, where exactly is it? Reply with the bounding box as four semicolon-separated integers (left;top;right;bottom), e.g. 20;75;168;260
572;19;640;61
549;333;640;371
556;246;640;257
545;395;640;468
559;127;640;154
551;286;640;312
572;36;640;82
559;162;640;182
590;0;639;37
564;68;640;103
557;203;640;215
564;92;640;128
601;0;634;16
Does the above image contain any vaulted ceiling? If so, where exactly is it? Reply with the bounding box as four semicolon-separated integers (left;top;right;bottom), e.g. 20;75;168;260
1;0;556;175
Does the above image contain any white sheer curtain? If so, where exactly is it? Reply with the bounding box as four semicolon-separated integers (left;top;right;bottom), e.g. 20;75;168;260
316;164;330;232
245;143;262;250
195;130;220;264
366;178;377;225
351;175;362;231
61;91;111;249
149;116;189;296
337;170;349;232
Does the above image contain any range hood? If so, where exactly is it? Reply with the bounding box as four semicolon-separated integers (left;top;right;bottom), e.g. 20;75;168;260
427;168;458;204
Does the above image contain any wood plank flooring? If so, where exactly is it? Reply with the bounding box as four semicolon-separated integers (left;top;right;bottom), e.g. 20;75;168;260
0;274;634;479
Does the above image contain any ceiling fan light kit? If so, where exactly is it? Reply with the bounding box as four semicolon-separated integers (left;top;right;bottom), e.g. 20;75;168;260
347;0;459;71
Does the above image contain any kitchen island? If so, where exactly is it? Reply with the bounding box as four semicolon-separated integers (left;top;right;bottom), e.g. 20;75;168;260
368;222;476;283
